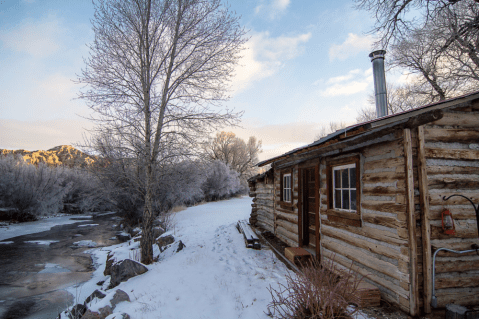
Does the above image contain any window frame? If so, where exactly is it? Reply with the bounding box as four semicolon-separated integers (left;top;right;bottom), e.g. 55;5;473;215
282;173;292;203
326;155;361;226
332;163;357;212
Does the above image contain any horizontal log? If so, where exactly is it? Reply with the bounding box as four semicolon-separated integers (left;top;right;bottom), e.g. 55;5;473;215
276;219;298;235
431;224;479;240
362;139;403;158
363;186;405;196
425;148;479;161
424;128;479;144
429;192;479;206
322;239;407;282
362;201;407;214
363;171;405;184
276;210;298;223
435;287;479;308
428;178;479;190
426;165;479;175
433;111;479;128
431;241;479;257
322;219;406;246
256;221;274;233
363;212;404;229
276;226;299;244
429;206;478;220
364;157;404;171
435;259;479;273
435;275;479;289
322;225;407;262
276;233;297;248
322;249;409;300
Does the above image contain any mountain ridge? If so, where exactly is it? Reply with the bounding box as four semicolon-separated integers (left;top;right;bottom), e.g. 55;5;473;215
0;145;96;167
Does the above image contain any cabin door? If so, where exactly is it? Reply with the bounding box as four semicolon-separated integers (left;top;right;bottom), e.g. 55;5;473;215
301;168;316;247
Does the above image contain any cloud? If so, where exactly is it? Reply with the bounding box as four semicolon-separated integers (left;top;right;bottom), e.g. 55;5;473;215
0;14;63;58
329;33;374;61
318;68;373;97
255;0;291;19
232;32;311;93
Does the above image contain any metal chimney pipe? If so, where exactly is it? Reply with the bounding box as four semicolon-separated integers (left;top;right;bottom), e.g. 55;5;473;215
369;50;388;118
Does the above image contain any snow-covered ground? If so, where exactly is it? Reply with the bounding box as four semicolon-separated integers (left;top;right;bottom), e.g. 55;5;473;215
66;196;292;319
0;215;92;242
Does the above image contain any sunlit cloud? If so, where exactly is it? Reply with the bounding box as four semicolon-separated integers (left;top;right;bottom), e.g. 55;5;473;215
318;68;373;97
0;14;63;58
232;31;312;93
329;33;375;61
255;0;291;19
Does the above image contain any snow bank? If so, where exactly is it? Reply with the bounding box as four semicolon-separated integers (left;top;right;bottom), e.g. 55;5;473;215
67;197;292;319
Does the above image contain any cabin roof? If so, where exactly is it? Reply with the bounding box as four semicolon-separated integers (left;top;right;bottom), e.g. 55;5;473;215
257;90;479;167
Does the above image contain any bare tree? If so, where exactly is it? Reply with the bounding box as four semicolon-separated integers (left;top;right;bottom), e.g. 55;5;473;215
203;131;262;179
314;121;349;141
77;0;246;264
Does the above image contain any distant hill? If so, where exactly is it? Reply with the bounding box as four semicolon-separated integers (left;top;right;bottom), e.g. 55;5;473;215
0;145;96;168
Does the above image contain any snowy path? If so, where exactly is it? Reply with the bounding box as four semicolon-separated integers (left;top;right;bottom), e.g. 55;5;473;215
75;197;290;319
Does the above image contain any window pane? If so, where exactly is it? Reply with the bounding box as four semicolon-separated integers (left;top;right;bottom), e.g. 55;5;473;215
334;170;341;188
334;190;341;209
351;190;356;210
350;167;356;187
342;190;350;210
342;169;349;188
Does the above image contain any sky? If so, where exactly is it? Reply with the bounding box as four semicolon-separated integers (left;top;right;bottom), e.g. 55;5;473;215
0;0;403;161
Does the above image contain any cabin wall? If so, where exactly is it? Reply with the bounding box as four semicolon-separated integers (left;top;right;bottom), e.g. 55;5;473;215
273;166;300;247
319;133;414;314
422;101;479;308
249;178;275;233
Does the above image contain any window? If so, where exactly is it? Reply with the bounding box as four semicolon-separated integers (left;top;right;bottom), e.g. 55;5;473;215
332;164;357;212
283;173;291;203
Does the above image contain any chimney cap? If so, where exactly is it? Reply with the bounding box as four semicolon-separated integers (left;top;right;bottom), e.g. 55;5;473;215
369;50;386;61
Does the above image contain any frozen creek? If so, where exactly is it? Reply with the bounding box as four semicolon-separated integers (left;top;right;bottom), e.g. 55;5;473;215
0;213;121;319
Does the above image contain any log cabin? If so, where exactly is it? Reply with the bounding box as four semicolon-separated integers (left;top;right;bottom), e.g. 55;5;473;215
248;51;479;316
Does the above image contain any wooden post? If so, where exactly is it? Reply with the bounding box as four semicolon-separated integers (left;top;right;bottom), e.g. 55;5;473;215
417;126;432;314
273;163;277;236
404;128;419;316
298;167;303;247
315;163;320;260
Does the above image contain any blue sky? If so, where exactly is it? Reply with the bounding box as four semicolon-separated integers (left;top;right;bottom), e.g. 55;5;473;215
0;0;398;160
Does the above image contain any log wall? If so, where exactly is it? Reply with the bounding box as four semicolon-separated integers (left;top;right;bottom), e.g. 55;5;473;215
423;101;479;308
249;177;274;233
319;133;414;314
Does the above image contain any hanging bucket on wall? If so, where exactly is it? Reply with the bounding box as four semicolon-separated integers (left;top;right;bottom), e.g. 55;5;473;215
441;210;456;235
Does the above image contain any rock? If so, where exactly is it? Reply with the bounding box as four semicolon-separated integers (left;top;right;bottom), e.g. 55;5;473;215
104;252;115;276
84;289;106;305
99;305;113;318
110;289;130;308
96;280;105;286
130;227;141;237
176;240;186;253
105;314;130;319
157;235;174;252
69;304;86;319
81;310;101;319
115;231;131;243
153;227;164;239
109;259;148;288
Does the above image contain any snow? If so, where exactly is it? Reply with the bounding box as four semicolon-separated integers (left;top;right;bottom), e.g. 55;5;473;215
39;263;71;274
24;240;59;245
78;224;99;227
0;241;13;244
0;215;92;241
66;197;292;319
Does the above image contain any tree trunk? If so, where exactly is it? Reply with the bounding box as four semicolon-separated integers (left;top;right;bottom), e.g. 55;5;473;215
141;162;154;265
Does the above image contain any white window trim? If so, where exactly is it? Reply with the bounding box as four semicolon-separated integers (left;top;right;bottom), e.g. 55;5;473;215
332;163;356;212
283;173;292;203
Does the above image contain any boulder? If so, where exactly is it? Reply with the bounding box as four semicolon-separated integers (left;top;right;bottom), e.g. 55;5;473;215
110;289;130;308
105;314;130;319
157;235;174;252
69;304;86;319
104;253;115;276
84;289;106;306
109;259;148;288
80;310;101;319
99;305;113;318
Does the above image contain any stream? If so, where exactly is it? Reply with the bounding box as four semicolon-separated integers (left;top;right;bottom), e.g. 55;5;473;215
0;213;121;319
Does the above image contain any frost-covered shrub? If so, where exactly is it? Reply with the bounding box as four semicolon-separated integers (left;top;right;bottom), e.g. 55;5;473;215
202;160;242;201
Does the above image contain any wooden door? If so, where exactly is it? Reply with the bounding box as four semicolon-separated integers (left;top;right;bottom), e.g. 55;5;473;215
301;168;316;247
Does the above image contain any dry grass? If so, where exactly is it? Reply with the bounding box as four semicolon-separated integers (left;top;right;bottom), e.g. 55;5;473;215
267;257;362;319
170;205;187;213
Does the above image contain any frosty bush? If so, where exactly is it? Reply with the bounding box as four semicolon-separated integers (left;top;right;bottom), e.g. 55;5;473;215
0;155;107;219
267;257;361;319
202;160;242;201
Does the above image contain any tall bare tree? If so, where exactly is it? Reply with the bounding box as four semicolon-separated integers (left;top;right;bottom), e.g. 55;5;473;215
203;131;262;179
77;0;246;264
